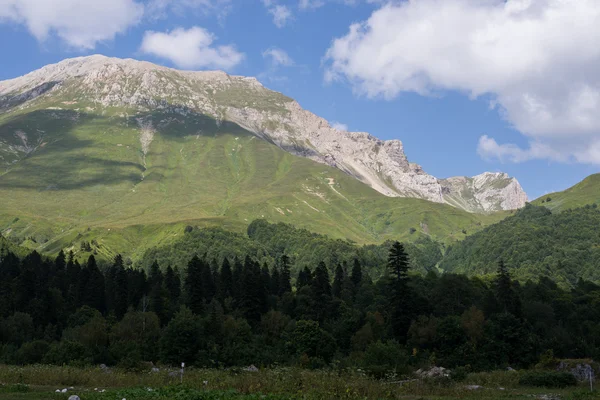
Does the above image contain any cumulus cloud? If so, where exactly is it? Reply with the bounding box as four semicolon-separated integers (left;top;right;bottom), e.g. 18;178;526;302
146;0;232;21
330;121;349;131
324;0;600;164
0;0;143;49
267;4;292;28
262;47;294;67
140;27;244;70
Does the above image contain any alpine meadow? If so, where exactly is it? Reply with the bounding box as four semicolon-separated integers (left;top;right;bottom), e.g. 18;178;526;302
2;3;600;399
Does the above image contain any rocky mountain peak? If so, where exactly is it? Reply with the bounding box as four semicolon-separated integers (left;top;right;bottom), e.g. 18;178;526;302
0;55;527;213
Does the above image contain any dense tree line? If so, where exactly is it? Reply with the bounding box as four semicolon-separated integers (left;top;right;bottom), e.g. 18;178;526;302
441;204;600;286
2;241;600;375
139;219;443;279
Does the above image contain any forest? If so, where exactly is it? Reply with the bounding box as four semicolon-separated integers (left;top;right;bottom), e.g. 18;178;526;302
2;233;600;377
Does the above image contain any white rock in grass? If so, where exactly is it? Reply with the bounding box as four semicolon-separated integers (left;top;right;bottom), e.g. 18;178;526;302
68;395;80;400
61;388;68;393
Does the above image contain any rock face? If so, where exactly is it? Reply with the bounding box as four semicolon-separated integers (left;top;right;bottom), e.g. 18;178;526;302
0;55;527;212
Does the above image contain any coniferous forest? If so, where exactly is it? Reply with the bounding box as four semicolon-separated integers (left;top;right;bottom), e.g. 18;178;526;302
2;234;600;377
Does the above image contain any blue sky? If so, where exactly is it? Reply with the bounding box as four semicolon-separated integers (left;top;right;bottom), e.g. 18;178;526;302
1;0;599;200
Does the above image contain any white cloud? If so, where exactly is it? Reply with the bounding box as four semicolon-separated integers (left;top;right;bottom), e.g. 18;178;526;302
269;4;292;28
299;0;325;10
330;121;348;131
324;0;600;164
140;27;244;70
262;47;294;67
0;0;143;49
146;0;232;21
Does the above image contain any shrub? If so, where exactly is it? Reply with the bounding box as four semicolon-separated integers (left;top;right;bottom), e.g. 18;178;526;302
519;371;576;388
362;340;408;379
450;366;469;382
16;340;50;364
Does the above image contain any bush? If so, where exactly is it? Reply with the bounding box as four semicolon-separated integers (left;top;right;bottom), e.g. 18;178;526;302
362;340;408;379
519;371;576;388
16;340;50;364
450;366;469;382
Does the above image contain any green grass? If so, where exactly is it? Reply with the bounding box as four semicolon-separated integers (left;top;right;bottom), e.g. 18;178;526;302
0;365;598;400
532;174;600;211
0;104;508;263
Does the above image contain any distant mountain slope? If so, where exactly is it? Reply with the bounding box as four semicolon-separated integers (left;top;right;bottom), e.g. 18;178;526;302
533;173;600;211
440;204;600;286
0;55;526;212
0;104;505;262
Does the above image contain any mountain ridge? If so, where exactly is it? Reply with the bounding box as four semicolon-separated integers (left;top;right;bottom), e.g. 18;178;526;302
0;54;527;213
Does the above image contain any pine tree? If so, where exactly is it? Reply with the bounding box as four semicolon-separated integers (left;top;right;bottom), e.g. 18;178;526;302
351;259;363;287
332;264;344;298
113;263;129;319
279;255;292;295
164;265;181;301
388;242;409;282
270;266;281;296
185;255;205;314
495;259;522;317
240;255;268;323
219;258;233;300
311;262;332;322
201;258;216;303
83;255;106;314
387;241;411;340
297;266;313;289
312;262;331;298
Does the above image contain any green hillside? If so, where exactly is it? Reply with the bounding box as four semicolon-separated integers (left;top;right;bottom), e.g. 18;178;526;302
137;219;443;278
533;173;600;211
440;204;600;286
0;107;506;263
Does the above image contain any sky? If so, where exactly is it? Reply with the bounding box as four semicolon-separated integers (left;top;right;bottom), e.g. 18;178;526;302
1;0;599;200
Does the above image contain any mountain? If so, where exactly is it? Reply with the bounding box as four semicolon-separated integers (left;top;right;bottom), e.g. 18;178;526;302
532;173;600;211
0;55;511;260
439;203;600;287
0;55;526;213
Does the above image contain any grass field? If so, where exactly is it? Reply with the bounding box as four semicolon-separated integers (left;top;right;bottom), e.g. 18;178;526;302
0;365;598;400
532;174;600;212
0;107;508;264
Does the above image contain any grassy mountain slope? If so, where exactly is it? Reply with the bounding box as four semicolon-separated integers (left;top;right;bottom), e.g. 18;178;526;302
440;204;600;286
532;173;600;211
0;107;506;263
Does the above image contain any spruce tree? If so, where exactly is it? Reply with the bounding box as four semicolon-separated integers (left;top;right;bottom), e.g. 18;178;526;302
495;259;522;317
164;265;181;301
270;266;281;296
279;255;292;295
387;241;411;340
332;264;344;298
185;255;205;314
113;263;129;319
83;255;106;314
219;258;233;300
351;258;363;287
240;256;268;323
297;266;313;289
311;262;332;322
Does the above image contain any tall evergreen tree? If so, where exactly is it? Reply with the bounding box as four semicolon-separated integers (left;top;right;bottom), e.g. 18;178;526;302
240;256;268;323
82;255;106;314
387;241;411;340
219;258;233;300
270;266;281;296
185;255;205;314
495;259;522;317
297;266;313;289
351;258;363;288
279;255;292;295
164;265;181;301
332;264;344;298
